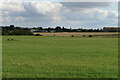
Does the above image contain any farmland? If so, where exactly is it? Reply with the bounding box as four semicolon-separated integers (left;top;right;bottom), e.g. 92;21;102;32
33;32;119;37
2;34;118;78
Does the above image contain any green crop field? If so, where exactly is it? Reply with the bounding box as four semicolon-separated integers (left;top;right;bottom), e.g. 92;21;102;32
2;36;118;78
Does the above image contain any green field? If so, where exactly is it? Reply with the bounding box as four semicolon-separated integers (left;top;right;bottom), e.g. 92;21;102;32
2;36;118;78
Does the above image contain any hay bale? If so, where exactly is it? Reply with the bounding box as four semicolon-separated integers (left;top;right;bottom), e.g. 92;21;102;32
88;35;93;37
82;35;86;37
7;39;10;41
71;35;74;37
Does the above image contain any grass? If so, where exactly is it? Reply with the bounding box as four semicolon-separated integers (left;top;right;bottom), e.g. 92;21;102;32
2;36;118;78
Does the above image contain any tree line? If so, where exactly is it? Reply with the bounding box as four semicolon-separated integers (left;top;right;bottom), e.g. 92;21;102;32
2;25;119;35
2;25;33;35
32;26;104;32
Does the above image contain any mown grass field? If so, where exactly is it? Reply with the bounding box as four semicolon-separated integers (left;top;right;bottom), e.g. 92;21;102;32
2;36;118;78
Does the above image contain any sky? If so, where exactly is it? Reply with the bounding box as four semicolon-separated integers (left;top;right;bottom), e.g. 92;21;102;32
0;0;118;29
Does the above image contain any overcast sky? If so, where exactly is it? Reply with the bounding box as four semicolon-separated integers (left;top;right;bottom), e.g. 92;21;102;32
0;1;118;29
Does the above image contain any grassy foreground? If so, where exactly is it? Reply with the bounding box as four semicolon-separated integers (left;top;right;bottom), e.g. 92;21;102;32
2;36;118;78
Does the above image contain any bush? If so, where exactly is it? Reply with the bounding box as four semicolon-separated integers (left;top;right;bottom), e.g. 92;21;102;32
34;34;43;36
82;35;86;37
71;35;74;37
88;35;93;37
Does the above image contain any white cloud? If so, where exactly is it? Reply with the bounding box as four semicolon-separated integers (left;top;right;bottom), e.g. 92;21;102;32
0;1;62;16
1;2;25;12
23;1;62;16
15;16;26;21
94;9;108;20
62;8;117;26
2;16;26;24
0;1;118;28
1;1;63;24
52;16;62;23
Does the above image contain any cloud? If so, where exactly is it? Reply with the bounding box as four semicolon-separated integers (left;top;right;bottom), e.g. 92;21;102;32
62;8;117;27
63;8;117;20
1;2;25;12
0;1;118;28
1;1;62;16
23;1;62;16
1;1;63;24
61;2;112;10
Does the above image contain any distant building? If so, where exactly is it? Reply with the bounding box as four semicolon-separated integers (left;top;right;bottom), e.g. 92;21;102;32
38;30;48;32
103;27;120;32
49;30;56;33
30;29;37;32
30;29;48;32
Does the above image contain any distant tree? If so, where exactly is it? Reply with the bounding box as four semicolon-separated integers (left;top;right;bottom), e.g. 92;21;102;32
9;25;15;30
55;26;62;32
47;27;51;32
2;25;33;35
33;27;36;29
10;25;15;28
62;27;65;32
38;27;43;30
